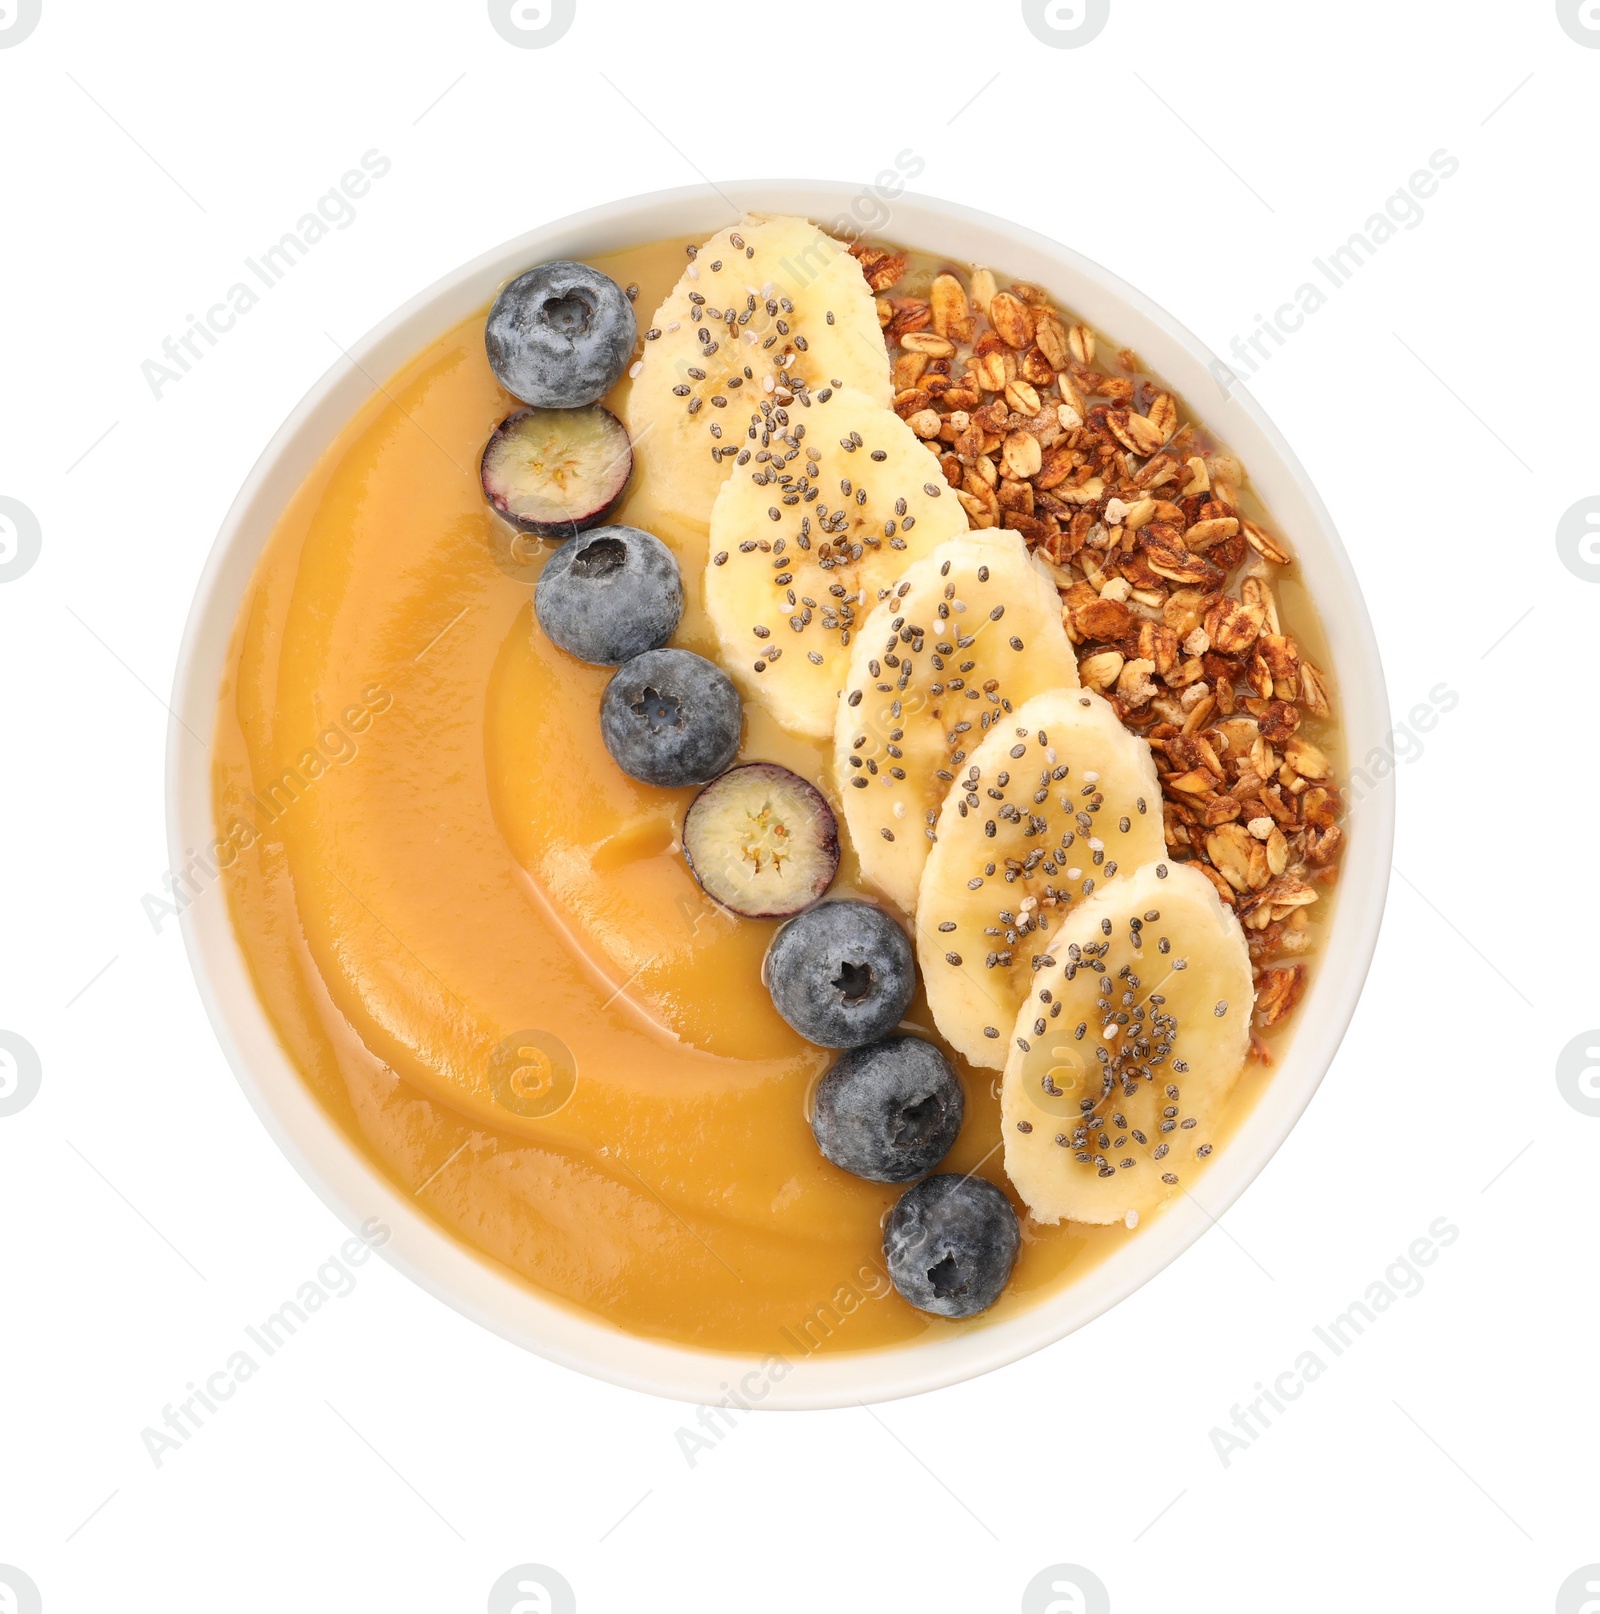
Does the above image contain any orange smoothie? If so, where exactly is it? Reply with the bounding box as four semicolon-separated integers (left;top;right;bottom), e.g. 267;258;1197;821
213;233;1339;1356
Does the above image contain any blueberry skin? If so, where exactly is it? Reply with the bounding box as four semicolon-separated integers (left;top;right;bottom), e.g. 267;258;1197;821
764;901;915;1049
486;261;637;409
535;525;683;665
884;1174;1021;1319
812;1036;964;1182
600;649;742;789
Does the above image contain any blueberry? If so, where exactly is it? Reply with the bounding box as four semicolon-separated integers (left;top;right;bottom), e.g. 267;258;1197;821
600;648;742;789
481;405;632;538
486;261;637;409
764;901;915;1048
883;1174;1021;1319
812;1036;964;1182
535;525;683;665
683;763;839;919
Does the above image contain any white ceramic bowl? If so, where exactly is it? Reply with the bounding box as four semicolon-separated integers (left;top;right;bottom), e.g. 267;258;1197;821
169;182;1393;1408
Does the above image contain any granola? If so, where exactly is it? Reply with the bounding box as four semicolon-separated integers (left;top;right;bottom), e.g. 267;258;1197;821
851;241;1344;1055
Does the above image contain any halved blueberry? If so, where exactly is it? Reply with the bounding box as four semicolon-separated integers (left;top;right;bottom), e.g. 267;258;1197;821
535;524;683;665
683;763;839;919
883;1174;1020;1319
481;406;632;539
486;260;637;409
600;648;742;789
764;900;915;1049
812;1036;963;1182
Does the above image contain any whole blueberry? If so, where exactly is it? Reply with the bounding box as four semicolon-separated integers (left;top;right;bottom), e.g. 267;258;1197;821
812;1036;964;1182
884;1174;1021;1319
764;901;915;1049
600;648;742;789
535;525;683;665
486;261;637;409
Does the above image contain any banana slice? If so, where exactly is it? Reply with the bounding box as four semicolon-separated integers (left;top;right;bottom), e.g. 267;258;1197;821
624;216;890;532
833;532;1081;915
705;385;969;739
916;687;1165;1068
1000;860;1254;1225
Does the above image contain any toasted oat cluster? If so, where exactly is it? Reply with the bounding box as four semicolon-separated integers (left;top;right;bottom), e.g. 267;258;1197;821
850;242;1344;1052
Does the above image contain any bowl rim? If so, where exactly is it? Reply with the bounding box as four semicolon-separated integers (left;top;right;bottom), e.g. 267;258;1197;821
168;179;1394;1409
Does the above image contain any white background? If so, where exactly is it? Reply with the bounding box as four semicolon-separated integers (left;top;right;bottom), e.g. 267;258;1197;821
1;1;1596;1610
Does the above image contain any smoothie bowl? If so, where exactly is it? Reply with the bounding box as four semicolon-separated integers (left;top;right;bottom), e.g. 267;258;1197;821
169;182;1391;1407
